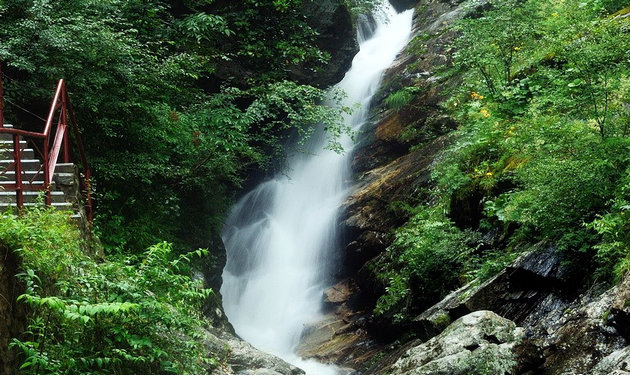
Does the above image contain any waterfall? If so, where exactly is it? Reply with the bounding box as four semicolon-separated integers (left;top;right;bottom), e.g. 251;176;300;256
220;2;413;374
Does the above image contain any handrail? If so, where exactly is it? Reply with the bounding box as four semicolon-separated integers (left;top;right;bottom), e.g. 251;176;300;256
0;78;93;222
0;127;47;139
43;80;65;137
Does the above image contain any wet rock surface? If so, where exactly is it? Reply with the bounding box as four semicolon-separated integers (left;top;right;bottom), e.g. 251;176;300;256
363;260;630;375
296;279;381;369
411;244;573;341
204;327;304;375
298;0;485;368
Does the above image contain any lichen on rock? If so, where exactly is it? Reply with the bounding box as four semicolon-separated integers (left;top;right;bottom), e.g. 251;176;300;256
385;311;522;375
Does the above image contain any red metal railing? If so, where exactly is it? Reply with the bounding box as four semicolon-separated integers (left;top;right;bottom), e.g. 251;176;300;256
0;63;4;128
0;75;93;222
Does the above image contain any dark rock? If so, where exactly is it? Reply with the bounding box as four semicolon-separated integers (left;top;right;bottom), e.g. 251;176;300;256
607;275;630;340
342;135;451;268
512;340;546;374
201;233;234;333
411;244;572;341
291;0;359;88
389;0;419;12
324;279;359;305
368;273;630;374
534;285;627;375
591;346;630;375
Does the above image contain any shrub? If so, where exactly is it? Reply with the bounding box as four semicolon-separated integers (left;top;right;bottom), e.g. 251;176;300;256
374;206;474;320
2;209;214;374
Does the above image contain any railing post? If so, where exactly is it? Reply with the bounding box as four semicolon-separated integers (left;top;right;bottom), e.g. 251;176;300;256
1;62;4;128
43;134;51;206
62;87;70;163
13;134;23;209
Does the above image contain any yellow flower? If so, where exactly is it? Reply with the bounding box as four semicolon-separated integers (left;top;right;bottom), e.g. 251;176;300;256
480;108;491;118
552;12;559;17
514;46;521;51
470;92;484;100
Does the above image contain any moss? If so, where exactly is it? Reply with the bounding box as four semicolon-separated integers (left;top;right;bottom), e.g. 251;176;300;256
432;313;452;329
612;6;630;17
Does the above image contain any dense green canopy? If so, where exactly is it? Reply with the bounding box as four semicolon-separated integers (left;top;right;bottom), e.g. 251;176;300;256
0;0;351;253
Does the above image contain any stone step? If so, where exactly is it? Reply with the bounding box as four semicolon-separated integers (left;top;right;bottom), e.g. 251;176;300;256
0;170;74;183
0;148;36;160
0;179;45;190
54;163;75;174
0;190;67;204
0;159;43;172
0;124;15;141
0;170;45;182
0;139;28;147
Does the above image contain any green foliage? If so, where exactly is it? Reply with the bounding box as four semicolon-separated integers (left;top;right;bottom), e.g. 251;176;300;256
384;86;423;111
442;0;630;277
342;0;382;18
2;209;213;374
588;169;630;278
376;0;630;321
455;0;541;96
559;20;630;137
0;0;352;253
374;206;474;320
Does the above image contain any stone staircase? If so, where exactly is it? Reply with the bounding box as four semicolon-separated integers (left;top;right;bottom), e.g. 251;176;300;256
0;124;79;215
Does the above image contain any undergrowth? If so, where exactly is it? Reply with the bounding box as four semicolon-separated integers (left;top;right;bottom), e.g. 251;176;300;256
374;0;630;320
1;208;214;374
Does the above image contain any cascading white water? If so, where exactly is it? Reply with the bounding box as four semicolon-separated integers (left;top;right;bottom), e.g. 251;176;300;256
221;3;413;374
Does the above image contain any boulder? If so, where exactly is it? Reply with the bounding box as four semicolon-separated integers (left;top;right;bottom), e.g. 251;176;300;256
204;327;304;375
591;346;630;375
411;244;572;341
364;256;630;375
202;233;234;333
532;274;630;374
384;311;523;375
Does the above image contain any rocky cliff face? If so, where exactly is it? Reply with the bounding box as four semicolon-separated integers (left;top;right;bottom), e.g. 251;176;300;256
298;1;630;374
